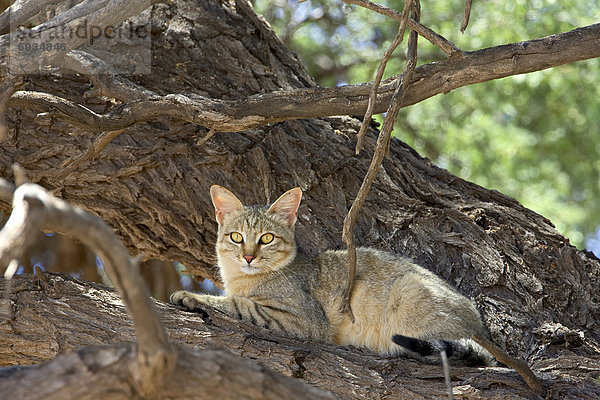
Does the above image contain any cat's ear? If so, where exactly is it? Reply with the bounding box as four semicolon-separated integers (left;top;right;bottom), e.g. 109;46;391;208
267;187;302;227
210;185;244;224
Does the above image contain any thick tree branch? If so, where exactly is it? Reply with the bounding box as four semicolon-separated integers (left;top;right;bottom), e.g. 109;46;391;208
2;273;597;399
6;23;599;133
0;0;65;35
59;50;157;101
0;182;175;396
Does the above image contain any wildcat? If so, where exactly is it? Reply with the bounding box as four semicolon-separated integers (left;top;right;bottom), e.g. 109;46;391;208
170;185;495;366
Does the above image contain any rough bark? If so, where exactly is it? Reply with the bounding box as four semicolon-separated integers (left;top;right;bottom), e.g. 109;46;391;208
1;273;598;399
0;0;599;398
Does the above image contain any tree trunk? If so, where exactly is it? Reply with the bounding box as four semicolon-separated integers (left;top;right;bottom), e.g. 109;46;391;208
0;0;599;398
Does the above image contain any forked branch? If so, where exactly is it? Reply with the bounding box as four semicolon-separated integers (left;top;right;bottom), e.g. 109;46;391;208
5;24;599;135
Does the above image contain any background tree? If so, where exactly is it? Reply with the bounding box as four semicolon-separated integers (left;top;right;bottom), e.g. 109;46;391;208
0;0;599;398
256;0;600;250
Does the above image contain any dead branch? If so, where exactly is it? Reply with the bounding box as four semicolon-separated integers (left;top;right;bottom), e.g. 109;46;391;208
473;335;543;395
59;50;157;101
352;0;413;155
461;0;473;33
6;23;599;134
340;0;421;321
4;272;573;399
0;0;158;73
343;0;460;56
0;0;65;35
55;129;126;181
0;181;175;396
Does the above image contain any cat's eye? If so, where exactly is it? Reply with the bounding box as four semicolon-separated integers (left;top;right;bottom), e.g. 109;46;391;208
229;232;244;244
259;233;274;245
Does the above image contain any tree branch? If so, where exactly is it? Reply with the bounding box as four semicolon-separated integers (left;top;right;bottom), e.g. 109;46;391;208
352;0;413;155
343;0;460;56
59;50;157;101
0;182;175;396
6;24;599;133
340;0;420;323
0;0;65;35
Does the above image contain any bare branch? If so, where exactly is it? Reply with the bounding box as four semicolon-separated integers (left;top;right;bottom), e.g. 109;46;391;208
352;0;413;155
6;24;599;133
0;0;65;35
340;1;420;321
461;0;473;33
343;0;459;56
0;183;176;396
472;335;543;395
0;0;158;73
54;129;126;181
59;50;157;101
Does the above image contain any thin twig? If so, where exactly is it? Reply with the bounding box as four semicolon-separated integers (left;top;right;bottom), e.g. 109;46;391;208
343;0;460;57
196;129;216;146
54;129;126;182
440;349;454;400
0;183;176;396
472;335;543;394
340;1;420;322
352;0;413;154
461;0;473;33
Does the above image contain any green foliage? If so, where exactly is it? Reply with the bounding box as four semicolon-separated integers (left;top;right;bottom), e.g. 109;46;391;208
253;0;600;250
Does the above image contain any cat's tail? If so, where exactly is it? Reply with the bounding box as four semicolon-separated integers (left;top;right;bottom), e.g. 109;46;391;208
392;334;496;367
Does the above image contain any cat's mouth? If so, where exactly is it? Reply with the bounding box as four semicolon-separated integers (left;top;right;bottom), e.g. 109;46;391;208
240;263;260;275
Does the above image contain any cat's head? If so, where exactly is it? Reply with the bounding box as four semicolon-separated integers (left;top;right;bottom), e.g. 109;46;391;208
210;185;301;279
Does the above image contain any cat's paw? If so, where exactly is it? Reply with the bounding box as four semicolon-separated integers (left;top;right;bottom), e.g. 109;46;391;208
170;290;204;311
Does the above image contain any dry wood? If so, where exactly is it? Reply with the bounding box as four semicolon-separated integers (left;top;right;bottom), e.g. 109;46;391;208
0;0;599;398
5;23;599;134
2;272;597;399
59;50;157;101
56;129;126;181
461;0;473;33
0;0;64;35
473;335;543;395
340;0;420;321
343;0;460;56
0;182;175;396
351;0;413;154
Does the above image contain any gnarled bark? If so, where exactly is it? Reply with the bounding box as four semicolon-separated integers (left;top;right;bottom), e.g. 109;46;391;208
1;273;598;399
0;0;599;398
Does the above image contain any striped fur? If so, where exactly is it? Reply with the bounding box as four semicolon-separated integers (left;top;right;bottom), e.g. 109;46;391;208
170;186;496;366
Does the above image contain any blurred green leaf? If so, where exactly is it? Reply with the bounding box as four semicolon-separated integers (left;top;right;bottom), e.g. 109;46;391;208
253;0;600;250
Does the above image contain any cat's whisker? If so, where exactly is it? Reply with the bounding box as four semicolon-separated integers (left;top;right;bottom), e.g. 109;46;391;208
170;185;540;393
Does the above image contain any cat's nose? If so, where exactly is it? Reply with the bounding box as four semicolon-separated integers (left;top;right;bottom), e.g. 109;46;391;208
243;255;256;264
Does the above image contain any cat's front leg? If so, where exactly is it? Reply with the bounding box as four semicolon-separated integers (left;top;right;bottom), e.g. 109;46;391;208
170;290;328;341
170;290;227;313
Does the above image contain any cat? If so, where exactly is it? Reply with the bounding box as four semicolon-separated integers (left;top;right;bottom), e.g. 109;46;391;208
170;185;495;366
